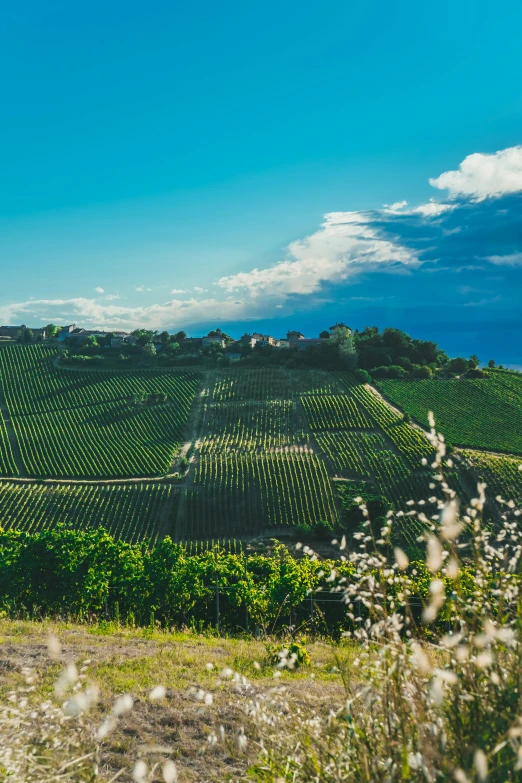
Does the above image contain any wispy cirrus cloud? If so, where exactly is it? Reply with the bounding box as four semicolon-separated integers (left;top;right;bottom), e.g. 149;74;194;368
485;253;522;266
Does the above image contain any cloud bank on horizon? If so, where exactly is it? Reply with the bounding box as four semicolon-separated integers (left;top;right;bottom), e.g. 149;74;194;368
2;145;522;332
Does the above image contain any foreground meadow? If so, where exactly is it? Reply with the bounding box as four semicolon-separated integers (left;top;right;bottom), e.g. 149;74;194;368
0;620;347;782
1;422;522;782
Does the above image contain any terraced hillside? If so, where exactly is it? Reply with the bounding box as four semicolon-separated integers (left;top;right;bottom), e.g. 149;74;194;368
0;345;520;546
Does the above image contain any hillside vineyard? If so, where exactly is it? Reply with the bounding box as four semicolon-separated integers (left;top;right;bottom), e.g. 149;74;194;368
0;344;521;545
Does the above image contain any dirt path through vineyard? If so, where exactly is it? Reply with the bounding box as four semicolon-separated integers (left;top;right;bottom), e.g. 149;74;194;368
172;370;219;540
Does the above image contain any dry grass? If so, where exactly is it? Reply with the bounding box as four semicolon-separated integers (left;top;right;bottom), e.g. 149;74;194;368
0;620;349;781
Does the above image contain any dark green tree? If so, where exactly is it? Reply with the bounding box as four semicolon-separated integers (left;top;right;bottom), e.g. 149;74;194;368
17;326;33;343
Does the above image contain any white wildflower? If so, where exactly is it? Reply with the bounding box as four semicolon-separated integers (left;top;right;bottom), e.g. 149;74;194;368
476;651;493;669
133;759;147;782
411;642;431;674
47;635;62;660
427;536;443;572
149;685;166;700
394;547;409;570
97;714;118;739
55;663;78;697
163;760;178;782
113;693;134;715
474;749;487;781
441;502;463;540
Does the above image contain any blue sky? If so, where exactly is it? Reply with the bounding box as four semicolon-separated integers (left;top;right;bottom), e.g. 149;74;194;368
1;0;522;365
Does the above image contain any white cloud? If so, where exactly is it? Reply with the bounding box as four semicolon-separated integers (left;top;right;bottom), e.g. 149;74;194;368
0;295;262;332
412;201;455;217
95;286;104;293
463;295;502;307
485;253;522;267
3;144;521;333
429;145;522;200
217;211;419;298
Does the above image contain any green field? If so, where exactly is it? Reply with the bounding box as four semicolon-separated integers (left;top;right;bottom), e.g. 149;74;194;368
376;369;522;455
0;346;520;544
0;480;178;543
461;449;522;504
0;344;200;478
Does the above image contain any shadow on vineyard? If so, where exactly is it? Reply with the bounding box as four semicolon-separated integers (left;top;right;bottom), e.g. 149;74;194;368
0;346;521;545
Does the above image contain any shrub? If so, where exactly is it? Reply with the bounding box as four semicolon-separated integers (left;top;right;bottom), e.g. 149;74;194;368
446;356;470;374
412;365;432;379
266;640;311;669
355;368;371;383
464;368;485;379
371;364;408;379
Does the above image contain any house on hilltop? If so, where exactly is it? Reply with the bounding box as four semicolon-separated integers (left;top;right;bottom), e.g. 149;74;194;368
0;324;47;341
182;337;203;349
285;330;327;351
57;324;77;341
202;334;226;348
240;334;257;348
286;330;305;345
225;341;243;361
252;332;278;347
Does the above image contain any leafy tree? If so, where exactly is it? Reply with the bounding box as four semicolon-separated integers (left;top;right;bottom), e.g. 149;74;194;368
382;327;410;352
84;335;99;348
44;323;59;339
208;328;231;342
355;368;371;383
372;365;408;379
329;325;357;369
17;326;33;343
469;354;480;369
488;359;496;368
358;347;392;370
173;330;187;343
465;368;485;379
412;339;439;365
142;342;156;358
412;365;432;379
319;330;330;339
447;357;470;374
131;329;158;346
